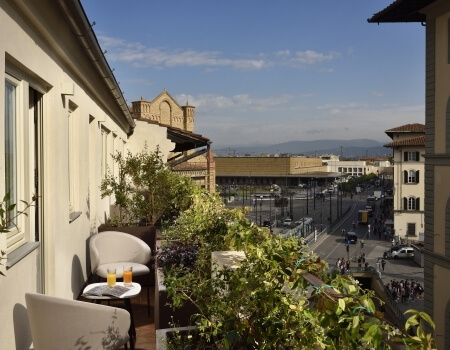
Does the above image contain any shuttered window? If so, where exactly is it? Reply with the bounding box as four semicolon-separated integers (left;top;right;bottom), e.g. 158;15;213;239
404;197;420;210
404;151;420;161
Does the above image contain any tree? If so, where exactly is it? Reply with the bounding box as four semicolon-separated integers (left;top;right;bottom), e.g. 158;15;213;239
100;144;195;226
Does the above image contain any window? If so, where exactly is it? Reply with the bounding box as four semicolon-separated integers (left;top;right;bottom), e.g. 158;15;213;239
407;223;416;236
403;197;420;211
3;73;41;252
404;151;420;162
68;110;74;212
101;126;110;178
67;101;79;214
5;79;17;226
404;170;420;183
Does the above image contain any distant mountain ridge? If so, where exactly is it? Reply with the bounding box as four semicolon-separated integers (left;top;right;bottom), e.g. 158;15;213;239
213;139;390;158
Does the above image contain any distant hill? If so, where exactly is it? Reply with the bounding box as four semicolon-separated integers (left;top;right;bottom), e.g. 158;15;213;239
213;139;391;158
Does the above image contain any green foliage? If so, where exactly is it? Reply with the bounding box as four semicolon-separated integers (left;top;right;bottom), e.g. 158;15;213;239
100;144;195;226
0;193;36;276
159;187;436;349
338;174;378;194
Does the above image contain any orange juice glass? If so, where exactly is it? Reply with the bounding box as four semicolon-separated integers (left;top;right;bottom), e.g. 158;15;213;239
107;268;116;287
123;266;133;286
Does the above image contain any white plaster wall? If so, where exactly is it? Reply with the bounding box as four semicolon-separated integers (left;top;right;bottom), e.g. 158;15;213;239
0;1;133;348
126;120;175;162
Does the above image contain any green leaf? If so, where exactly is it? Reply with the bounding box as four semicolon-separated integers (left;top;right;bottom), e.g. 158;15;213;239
419;311;435;329
7;204;16;212
352;315;360;329
338;298;346;312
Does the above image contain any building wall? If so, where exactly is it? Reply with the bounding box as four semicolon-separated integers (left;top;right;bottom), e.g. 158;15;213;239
0;1;135;348
423;6;450;349
215;156;324;176
326;160;390;178
392;146;425;239
126;120;174;161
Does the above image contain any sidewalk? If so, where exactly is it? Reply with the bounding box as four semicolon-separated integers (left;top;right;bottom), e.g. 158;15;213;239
358;238;424;314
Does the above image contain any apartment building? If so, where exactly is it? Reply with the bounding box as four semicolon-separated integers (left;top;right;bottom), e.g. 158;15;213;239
384;123;425;240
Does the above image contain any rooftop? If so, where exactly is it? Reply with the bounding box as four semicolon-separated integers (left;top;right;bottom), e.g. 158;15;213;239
384;135;426;148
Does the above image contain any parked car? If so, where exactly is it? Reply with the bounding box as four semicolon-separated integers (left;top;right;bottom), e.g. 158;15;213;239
390;244;408;253
392;247;414;259
283;218;292;227
345;231;358;244
263;220;274;228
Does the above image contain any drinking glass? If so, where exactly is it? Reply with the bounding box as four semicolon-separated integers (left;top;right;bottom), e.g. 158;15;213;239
107;267;116;287
123;265;133;287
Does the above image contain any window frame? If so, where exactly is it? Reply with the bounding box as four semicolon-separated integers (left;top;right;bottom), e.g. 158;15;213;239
3;73;36;252
404;151;420;162
404;196;420;211
407;222;416;236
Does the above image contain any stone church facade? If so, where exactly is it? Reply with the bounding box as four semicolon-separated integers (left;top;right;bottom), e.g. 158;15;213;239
131;90;215;192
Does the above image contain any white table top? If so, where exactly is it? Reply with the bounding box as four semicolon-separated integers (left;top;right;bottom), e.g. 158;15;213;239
83;282;141;300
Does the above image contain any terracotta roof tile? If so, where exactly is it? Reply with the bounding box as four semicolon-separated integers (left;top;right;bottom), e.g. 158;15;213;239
385;123;425;133
384;135;425;148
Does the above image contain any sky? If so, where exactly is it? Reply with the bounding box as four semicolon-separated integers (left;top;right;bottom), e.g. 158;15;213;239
81;1;425;149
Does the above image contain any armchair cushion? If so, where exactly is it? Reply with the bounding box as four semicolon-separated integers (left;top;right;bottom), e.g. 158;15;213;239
90;230;151;278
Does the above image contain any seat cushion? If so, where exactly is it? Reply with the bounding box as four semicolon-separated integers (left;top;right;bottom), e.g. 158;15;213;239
96;262;150;278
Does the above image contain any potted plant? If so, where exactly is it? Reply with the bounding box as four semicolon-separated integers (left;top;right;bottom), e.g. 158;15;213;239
0;193;36;276
155;189;437;349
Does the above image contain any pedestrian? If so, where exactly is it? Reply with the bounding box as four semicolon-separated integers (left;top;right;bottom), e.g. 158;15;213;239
381;258;386;271
357;257;362;270
384;230;387;240
346;259;350;271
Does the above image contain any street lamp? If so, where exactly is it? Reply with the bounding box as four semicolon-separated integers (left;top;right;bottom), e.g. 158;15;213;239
329;190;332;231
336;189;339;219
306;181;309;216
313;179;316;210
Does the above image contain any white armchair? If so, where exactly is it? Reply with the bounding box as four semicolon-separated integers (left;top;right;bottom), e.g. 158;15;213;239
25;292;130;350
90;230;152;314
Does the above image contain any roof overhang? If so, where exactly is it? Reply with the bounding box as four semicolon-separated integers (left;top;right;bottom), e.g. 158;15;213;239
54;0;135;135
367;0;436;23
167;127;211;152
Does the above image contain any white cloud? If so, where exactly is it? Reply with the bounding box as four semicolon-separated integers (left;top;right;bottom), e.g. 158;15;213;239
176;93;294;114
294;50;339;64
99;36;340;71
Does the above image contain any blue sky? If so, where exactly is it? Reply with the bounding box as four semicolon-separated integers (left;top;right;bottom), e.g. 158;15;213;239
81;1;425;149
